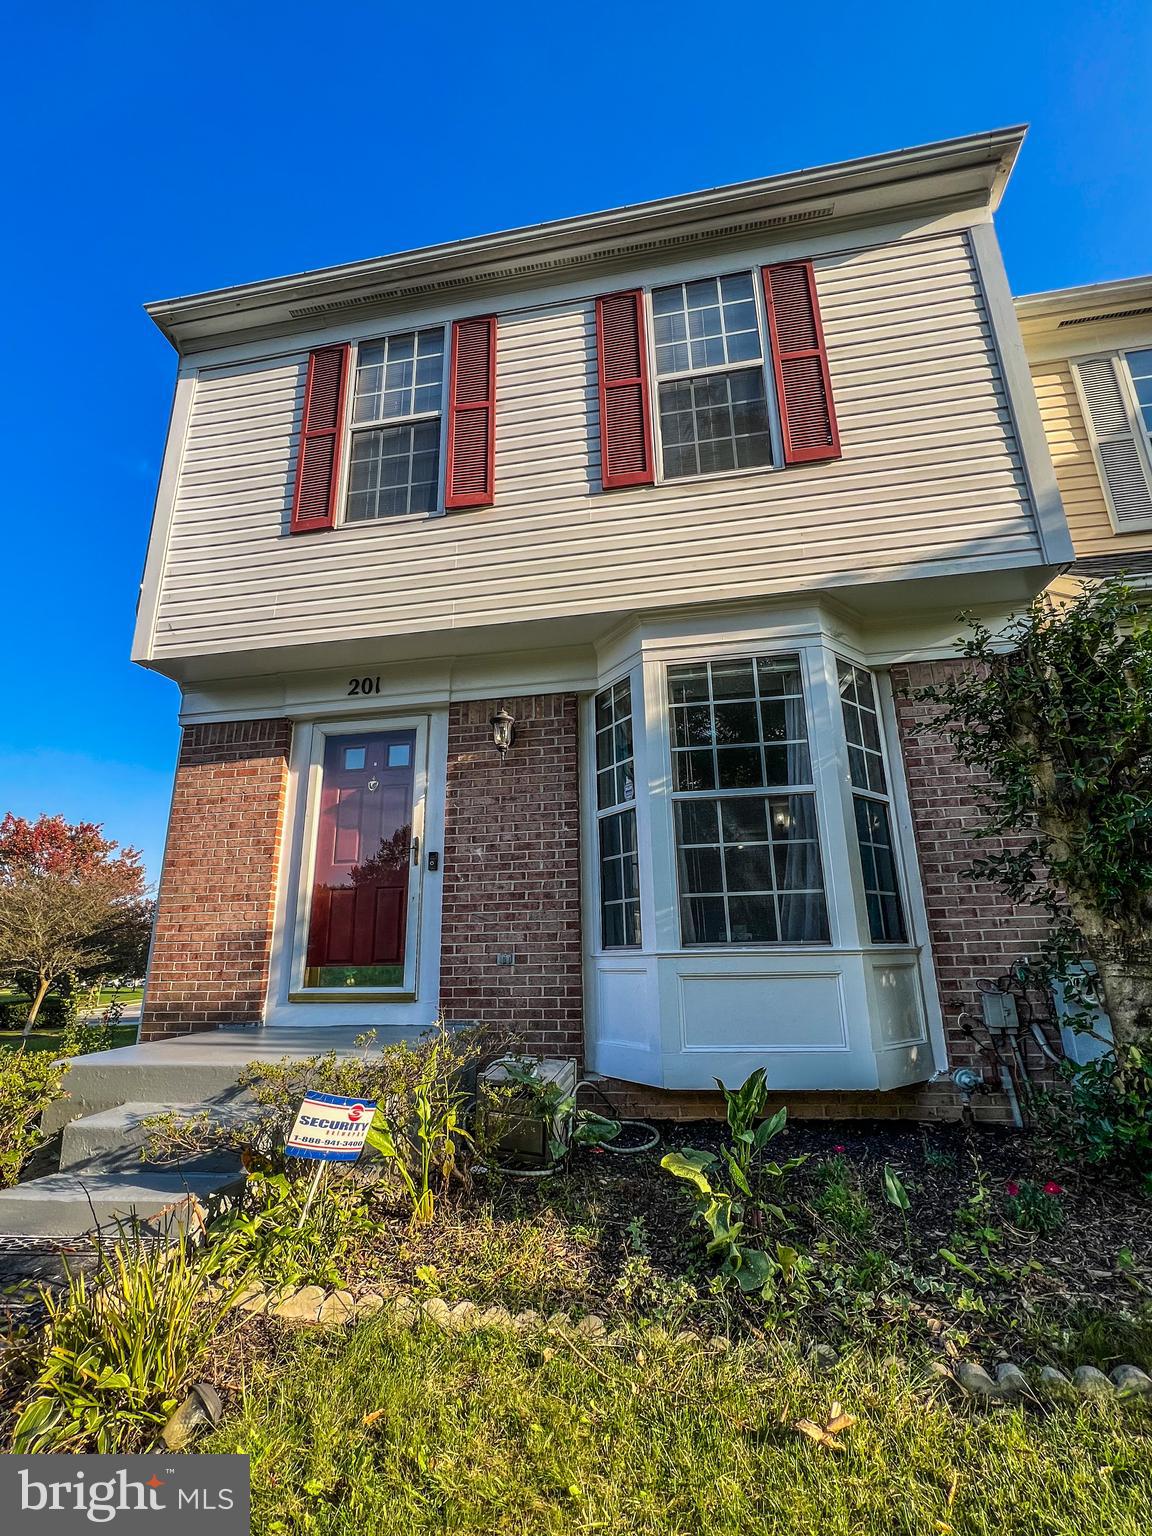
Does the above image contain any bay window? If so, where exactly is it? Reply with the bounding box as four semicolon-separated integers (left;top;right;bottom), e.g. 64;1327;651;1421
346;328;445;520
667;656;829;944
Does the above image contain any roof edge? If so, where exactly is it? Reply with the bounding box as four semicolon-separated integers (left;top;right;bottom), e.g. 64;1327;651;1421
147;125;1026;349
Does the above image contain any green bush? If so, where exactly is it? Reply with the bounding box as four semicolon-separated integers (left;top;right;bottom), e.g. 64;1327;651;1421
0;1048;68;1186
1034;1043;1152;1191
10;1230;231;1453
205;1168;378;1289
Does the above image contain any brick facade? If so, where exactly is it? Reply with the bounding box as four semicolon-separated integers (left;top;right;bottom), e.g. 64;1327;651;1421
140;719;292;1041
439;695;584;1058
137;668;1053;1122
888;658;1057;1107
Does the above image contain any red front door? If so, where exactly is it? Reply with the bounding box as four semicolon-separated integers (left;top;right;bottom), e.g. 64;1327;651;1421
305;730;417;988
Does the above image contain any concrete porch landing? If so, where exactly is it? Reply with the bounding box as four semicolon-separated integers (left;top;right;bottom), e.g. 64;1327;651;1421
43;1026;407;1134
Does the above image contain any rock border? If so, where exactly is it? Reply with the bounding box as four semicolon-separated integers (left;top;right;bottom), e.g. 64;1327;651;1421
950;1359;1152;1401
227;1279;1152;1401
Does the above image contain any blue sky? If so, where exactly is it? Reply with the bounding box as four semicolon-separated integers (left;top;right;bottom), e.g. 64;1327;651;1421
1;0;1150;882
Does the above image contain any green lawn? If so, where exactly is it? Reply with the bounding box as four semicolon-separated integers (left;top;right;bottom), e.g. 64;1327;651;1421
209;1314;1152;1536
0;1026;138;1053
0;986;141;1052
0;987;142;1010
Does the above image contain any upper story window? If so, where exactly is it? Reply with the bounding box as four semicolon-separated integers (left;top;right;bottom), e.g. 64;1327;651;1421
667;655;828;945
1126;349;1152;449
346;328;445;521
651;273;773;480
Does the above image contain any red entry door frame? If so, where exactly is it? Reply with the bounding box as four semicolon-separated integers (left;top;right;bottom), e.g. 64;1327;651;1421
296;719;429;998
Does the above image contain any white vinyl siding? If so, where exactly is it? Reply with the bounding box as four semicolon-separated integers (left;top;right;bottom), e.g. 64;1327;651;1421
150;230;1043;660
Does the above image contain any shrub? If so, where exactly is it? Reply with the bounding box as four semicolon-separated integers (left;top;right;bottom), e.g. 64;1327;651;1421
145;1024;505;1226
1003;1178;1066;1235
10;1230;231;1453
205;1168;379;1288
0;1048;68;1186
1033;1043;1152;1191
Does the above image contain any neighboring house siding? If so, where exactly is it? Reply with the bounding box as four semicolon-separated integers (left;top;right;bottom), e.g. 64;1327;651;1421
439;694;583;1058
149;230;1043;661
140;719;291;1040
1030;356;1152;559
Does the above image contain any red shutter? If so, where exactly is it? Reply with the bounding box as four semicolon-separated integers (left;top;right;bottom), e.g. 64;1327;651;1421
595;290;655;489
761;261;841;464
290;344;350;533
445;315;497;508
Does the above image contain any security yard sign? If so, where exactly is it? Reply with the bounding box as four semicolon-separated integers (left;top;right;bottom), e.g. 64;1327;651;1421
286;1091;377;1162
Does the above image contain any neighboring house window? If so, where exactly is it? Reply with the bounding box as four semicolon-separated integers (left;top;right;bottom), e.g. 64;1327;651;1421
595;679;641;948
837;662;907;944
1126;349;1152;449
346;328;445;520
651;274;774;479
667;655;829;944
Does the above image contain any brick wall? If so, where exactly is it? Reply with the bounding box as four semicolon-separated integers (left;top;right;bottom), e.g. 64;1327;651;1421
140;719;292;1040
439;695;583;1058
889;658;1057;1102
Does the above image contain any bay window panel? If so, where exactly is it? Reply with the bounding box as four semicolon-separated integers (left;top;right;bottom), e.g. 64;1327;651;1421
852;796;907;943
837;661;909;944
669;632;830;948
595;677;641;948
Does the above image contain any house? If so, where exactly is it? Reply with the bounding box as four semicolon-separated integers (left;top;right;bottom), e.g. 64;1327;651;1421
1017;275;1152;585
126;126;1076;1123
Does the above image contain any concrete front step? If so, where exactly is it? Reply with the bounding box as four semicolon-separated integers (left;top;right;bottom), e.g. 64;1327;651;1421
43;1025;403;1135
59;1102;251;1175
0;1171;243;1237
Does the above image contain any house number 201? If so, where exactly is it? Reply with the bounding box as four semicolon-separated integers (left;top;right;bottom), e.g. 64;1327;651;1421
347;676;382;696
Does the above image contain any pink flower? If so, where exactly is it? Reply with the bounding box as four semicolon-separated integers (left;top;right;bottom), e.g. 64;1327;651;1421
1043;1181;1064;1196
1004;1181;1020;1197
833;1144;846;1153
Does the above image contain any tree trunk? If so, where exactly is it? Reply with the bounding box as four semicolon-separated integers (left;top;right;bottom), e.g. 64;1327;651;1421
1064;893;1152;1054
23;975;52;1034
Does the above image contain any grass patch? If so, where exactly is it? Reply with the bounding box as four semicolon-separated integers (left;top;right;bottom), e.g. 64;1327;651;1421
0;1026;137;1054
208;1313;1152;1535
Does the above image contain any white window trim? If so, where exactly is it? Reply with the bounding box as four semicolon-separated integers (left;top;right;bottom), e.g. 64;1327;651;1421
642;268;785;487
334;328;452;526
286;713;431;1002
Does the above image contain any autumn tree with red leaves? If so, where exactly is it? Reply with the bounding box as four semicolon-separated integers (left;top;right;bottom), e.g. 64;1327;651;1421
0;814;149;1032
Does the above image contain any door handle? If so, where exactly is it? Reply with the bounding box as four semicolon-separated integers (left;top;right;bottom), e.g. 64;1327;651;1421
411;835;420;867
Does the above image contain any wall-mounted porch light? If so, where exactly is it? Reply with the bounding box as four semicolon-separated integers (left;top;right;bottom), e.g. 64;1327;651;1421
490;703;516;758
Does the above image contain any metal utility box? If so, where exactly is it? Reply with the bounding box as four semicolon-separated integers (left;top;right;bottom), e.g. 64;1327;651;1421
478;1056;578;1168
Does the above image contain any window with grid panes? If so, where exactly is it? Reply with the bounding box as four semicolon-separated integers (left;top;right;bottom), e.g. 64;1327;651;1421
651;273;774;479
667;656;828;944
1126;349;1152;451
595;679;641;948
837;662;907;943
346;328;445;520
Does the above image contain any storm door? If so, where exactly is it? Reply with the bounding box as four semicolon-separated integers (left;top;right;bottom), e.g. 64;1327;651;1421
303;729;421;991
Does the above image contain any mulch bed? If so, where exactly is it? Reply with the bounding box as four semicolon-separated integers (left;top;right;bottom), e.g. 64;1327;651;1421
339;1119;1152;1360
